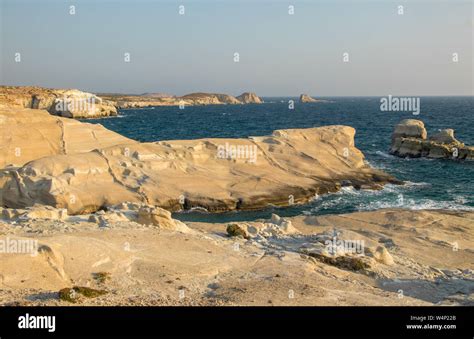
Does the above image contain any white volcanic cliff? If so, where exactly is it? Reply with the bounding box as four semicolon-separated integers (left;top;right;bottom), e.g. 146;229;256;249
0;86;118;118
1;109;400;214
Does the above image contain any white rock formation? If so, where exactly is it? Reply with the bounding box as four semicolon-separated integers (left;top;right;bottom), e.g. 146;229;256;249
299;94;318;103
3;122;400;214
0;86;118;118
236;92;263;104
390;119;473;160
0;108;133;168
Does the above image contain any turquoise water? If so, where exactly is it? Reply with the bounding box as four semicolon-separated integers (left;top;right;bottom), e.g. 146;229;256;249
85;96;473;222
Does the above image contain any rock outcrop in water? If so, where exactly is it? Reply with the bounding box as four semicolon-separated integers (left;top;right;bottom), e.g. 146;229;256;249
299;94;319;103
391;119;427;141
390;119;474;160
236;92;263;104
2;112;400;214
0;86;118;118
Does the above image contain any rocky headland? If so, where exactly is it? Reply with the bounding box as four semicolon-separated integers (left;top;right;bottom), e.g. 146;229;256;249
0;86;264;118
390;119;474;160
0;86;118;118
1;108;400;214
100;91;263;109
236;92;264;104
299;94;321;103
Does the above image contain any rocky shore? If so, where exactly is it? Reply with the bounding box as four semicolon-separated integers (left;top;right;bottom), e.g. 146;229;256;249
0;86;118;118
236;92;263;104
390;119;474;160
1;107;400;214
100;91;263;109
0;205;472;306
0;86;264;118
1;105;472;307
299;94;322;103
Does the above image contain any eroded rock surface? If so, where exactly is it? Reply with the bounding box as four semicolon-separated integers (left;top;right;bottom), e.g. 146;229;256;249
0;202;190;232
299;94;319;103
0;108;134;168
1;204;68;221
1;208;472;306
236;92;263;104
0;86;265;113
390;119;473;160
179;92;241;105
227;214;300;240
0;86;117;118
137;206;190;232
101;91;262;108
3;124;400;214
391;119;427;141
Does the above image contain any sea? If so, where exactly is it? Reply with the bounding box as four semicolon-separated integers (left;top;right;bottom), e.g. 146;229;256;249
83;96;474;223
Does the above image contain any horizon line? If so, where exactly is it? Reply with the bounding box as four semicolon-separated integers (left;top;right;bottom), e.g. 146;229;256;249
1;84;472;98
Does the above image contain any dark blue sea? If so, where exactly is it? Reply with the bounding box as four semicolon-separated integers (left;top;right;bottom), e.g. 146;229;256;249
84;97;474;222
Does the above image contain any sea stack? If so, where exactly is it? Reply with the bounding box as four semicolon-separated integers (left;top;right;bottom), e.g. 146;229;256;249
390;119;474;160
236;92;263;104
299;94;319;103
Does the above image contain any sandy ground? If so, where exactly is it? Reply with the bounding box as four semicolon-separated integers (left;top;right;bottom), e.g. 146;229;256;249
0;208;472;306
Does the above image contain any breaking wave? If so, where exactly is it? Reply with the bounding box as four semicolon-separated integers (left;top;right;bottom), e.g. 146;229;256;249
302;182;473;215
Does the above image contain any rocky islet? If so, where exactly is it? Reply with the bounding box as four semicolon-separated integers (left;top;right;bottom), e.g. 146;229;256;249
390;119;474;160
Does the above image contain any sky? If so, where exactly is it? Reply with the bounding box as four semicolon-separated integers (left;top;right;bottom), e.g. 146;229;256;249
0;0;473;96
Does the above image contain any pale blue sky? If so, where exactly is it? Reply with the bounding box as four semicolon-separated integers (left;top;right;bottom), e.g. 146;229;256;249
1;0;472;96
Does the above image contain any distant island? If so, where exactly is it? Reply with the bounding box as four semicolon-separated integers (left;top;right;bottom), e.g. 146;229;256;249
0;86;263;119
101;91;264;109
299;94;327;103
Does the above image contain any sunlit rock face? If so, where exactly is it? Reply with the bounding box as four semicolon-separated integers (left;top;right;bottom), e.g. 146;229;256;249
3;122;400;214
0;86;118;118
390;119;473;160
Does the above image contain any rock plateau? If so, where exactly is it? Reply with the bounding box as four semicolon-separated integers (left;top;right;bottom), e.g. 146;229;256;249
1;110;400;214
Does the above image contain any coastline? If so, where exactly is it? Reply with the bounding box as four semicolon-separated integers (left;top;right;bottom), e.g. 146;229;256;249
0;86;264;119
0;91;472;307
2;1;473;335
1;107;401;214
